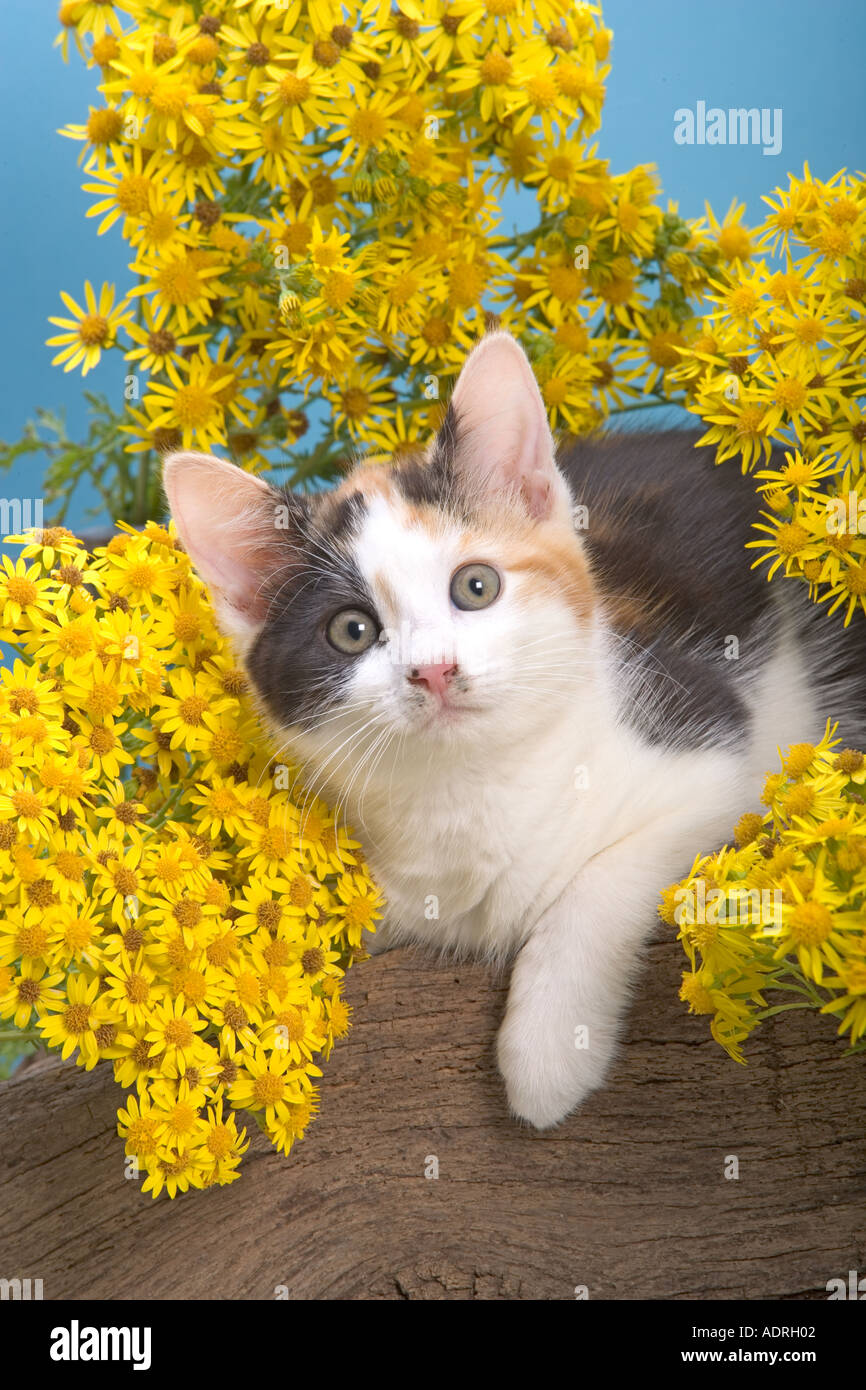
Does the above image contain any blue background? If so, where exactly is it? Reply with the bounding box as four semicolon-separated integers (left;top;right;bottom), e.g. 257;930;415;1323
1;0;863;529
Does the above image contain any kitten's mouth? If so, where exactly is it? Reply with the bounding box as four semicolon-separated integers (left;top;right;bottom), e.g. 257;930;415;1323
414;694;483;726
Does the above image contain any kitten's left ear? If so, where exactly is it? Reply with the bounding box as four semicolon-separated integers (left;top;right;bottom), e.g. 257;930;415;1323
444;331;572;524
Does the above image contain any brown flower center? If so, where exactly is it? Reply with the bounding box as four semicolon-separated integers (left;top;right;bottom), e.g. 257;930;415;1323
64;1002;91;1034
301;947;325;975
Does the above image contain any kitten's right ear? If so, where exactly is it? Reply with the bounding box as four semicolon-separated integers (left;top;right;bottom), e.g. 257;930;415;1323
441;331;572;526
163;451;297;648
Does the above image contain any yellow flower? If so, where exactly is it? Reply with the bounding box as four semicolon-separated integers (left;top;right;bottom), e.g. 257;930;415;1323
46;281;132;375
91;840;146;928
326;88;408;170
114;1035;161;1095
218;10;299;100
295;799;360;877
185;777;252;840
39;971;115;1070
746;512;824;582
123;298;208;374
259;63;336;139
228;1045;307;1126
36;609;100;678
117;1092;162;1160
293;926;344;985
102;948;162;1025
128;248;229;334
48;902;104;967
817;557;866;627
58;104;126;169
1;659;63;723
91;779;148;845
141;352;249;452
260;1002;321;1064
152;666;236;753
326;990;352;1041
131;723;188;779
75;714;135;779
140;1145;206;1200
265;1089;320;1154
0;959;64;1029
235;875;302;937
144;996;211;1078
822;398;866;474
96;538;174;602
0;780;56;843
81;143;165;236
0;558;55;636
328;872;384;948
679;968;717;1015
67;1;125;41
704;198;754;264
196;1098;249;1186
755;449;840;502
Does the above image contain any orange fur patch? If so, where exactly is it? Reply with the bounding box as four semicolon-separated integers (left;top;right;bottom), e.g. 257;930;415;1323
507;527;595;625
369;569;400;625
331;464;392;504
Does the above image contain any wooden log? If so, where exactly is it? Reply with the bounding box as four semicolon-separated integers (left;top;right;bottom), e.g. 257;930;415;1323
0;937;863;1300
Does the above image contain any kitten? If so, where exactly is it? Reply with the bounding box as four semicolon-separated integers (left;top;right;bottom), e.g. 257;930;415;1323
164;331;865;1129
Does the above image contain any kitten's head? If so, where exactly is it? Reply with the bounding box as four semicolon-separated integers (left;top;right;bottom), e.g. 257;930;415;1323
164;332;595;780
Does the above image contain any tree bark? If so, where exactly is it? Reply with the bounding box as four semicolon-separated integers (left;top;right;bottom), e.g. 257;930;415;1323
0;937;863;1300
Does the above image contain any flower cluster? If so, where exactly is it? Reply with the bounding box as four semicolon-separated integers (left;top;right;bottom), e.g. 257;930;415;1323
43;0;719;523
0;523;381;1197
661;726;866;1064
673;167;866;624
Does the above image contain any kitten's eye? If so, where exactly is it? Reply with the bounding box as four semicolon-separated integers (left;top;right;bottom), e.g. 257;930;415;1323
326;608;380;655
450;563;501;611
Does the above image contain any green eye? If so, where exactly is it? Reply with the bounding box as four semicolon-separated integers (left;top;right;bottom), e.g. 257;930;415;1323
326;608;379;655
450;562;501;611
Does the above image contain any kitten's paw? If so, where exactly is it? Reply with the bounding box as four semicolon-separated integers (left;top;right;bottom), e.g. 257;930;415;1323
496;1014;610;1130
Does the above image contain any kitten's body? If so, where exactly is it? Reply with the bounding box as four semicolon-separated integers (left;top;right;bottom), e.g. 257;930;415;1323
165;334;865;1129
313;432;856;962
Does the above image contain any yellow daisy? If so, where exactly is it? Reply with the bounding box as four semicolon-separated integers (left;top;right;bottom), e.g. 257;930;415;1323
46;281;132;375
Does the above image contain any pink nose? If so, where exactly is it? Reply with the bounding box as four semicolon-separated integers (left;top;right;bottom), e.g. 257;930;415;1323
407;662;458;699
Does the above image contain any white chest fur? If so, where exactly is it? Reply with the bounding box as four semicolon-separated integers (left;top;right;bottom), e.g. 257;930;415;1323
295;617;822;965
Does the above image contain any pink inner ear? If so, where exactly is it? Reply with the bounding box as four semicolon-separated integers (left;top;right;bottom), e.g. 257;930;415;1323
449;332;559;518
521;469;554;519
163;451;280;623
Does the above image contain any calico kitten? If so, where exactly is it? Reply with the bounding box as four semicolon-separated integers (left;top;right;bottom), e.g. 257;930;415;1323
164;331;865;1129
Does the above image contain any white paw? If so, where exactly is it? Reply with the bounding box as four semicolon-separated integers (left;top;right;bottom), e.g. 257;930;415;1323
496;1012;612;1130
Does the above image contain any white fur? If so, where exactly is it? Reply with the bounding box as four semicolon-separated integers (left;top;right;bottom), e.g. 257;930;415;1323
280;495;825;1129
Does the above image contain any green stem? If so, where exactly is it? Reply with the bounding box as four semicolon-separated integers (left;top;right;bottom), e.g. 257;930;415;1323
134;449;152;526
146;784;186;830
757;1002;816;1019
